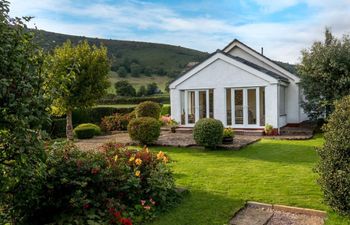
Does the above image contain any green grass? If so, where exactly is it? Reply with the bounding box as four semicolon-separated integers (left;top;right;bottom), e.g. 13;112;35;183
107;71;172;94
148;135;350;225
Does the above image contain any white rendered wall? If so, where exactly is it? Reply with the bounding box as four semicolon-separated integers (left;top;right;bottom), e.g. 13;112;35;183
265;84;279;128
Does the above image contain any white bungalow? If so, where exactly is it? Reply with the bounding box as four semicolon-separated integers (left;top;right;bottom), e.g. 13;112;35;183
169;39;308;133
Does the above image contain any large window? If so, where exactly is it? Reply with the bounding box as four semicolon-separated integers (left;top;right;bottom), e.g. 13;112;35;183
226;89;231;125
180;90;185;125
247;89;257;124
187;91;196;124
259;87;265;126
280;86;286;115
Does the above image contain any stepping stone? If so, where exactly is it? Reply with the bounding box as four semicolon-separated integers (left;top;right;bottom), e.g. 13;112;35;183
229;206;273;225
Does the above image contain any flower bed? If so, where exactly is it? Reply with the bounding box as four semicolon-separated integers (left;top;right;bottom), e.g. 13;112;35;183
23;142;180;225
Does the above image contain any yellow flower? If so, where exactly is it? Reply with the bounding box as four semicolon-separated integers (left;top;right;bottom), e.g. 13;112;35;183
114;155;118;162
129;156;135;162
135;158;142;166
163;156;168;164
135;170;141;177
157;151;165;160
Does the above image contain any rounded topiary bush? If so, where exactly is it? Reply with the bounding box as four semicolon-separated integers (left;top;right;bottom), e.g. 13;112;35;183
135;101;161;119
128;117;161;145
74;127;95;139
193;118;224;149
316;96;350;214
74;123;101;135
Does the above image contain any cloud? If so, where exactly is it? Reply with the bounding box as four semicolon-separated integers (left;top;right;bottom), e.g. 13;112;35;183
8;0;350;63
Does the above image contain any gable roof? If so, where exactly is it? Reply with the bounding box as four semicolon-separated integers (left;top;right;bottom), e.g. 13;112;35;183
222;39;300;82
169;50;289;89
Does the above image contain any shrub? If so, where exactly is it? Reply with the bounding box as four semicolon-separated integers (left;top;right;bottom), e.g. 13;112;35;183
316;96;350;214
135;101;161;119
264;123;273;135
49;118;67;138
128;117;161;145
161;105;171;116
74;127;96;139
98;95;170;105
101;113;134;132
193;118;224;149
223;128;234;138
23;142;179;224
74;123;101;136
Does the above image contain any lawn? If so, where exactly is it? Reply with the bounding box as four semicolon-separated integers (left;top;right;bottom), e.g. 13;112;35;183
148;135;350;225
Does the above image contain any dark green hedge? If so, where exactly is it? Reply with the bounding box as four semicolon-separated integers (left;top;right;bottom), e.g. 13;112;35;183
73;106;135;125
98;95;170;104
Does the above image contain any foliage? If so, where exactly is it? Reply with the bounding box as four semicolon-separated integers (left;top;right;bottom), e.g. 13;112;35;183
117;66;128;78
193;118;224;149
298;29;350;119
44;39;110;140
264;124;273;135
316;96;350;214
130;63;143;77
21;141;179;225
137;85;147;97
74;126;96;139
98;94;170;105
135;101;161;119
223;128;234;138
74;123;101;136
115;80;136;97
147;82;160;95
161;105;171;116
160;116;178;127
101;113;134;132
128;117;161;145
0;2;49;223
46;118;67;138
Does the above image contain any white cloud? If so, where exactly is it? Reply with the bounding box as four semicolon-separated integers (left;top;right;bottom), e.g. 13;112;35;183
8;0;350;63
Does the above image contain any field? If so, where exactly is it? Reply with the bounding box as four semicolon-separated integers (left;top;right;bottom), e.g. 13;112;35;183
148;135;350;225
107;71;172;94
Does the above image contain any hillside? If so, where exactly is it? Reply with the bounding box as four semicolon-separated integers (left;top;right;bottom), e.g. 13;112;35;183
34;30;208;78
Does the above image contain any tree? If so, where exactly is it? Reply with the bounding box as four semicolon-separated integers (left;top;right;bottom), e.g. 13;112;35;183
0;1;49;222
117;66;128;78
146;82;159;95
44;40;110;140
316;96;350;214
130;63;142;77
114;80;136;97
137;85;147;97
298;29;350;119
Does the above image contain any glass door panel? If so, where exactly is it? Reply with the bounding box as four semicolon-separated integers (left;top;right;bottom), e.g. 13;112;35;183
234;90;243;125
187;91;195;123
247;89;257;124
199;91;207;119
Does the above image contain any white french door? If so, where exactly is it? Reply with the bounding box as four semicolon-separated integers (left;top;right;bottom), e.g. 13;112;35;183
184;89;213;125
230;87;261;128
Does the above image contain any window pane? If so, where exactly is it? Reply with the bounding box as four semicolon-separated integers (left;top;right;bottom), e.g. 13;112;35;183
226;89;232;125
235;90;243;124
248;89;257;124
187;91;195;123
259;87;265;126
199;91;207;119
209;90;214;118
280;86;286;115
180;91;185;125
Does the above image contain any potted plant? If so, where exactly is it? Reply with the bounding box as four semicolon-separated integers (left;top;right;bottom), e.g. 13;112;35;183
169;119;178;133
222;128;234;144
264;123;273;135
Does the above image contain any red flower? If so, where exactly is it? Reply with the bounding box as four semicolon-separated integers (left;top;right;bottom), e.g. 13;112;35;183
113;211;121;218
119;218;132;225
109;207;116;214
83;203;90;209
91;167;100;174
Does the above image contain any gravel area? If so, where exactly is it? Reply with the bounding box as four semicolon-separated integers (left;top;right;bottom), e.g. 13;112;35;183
75;131;261;151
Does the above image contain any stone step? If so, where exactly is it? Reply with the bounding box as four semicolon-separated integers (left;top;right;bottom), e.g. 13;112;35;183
234;130;264;136
280;127;313;135
230;206;273;225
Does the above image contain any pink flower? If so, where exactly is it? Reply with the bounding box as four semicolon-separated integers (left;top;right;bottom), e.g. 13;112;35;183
140;200;146;206
143;205;151;210
150;198;156;205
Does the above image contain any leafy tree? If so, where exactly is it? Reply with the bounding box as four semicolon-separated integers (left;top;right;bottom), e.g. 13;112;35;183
114;80;136;97
0;1;49;222
44;40;110;140
298;29;350;119
146;82;160;95
316;95;350;214
117;66;128;78
130;62;142;77
137;85;147;97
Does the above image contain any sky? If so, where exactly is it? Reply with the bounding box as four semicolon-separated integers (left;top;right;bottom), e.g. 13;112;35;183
9;0;350;63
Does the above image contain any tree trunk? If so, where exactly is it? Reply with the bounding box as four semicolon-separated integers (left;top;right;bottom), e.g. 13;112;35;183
66;110;74;141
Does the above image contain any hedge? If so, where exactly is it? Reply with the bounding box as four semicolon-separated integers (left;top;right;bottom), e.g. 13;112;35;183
161;105;171;116
98;95;170;105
